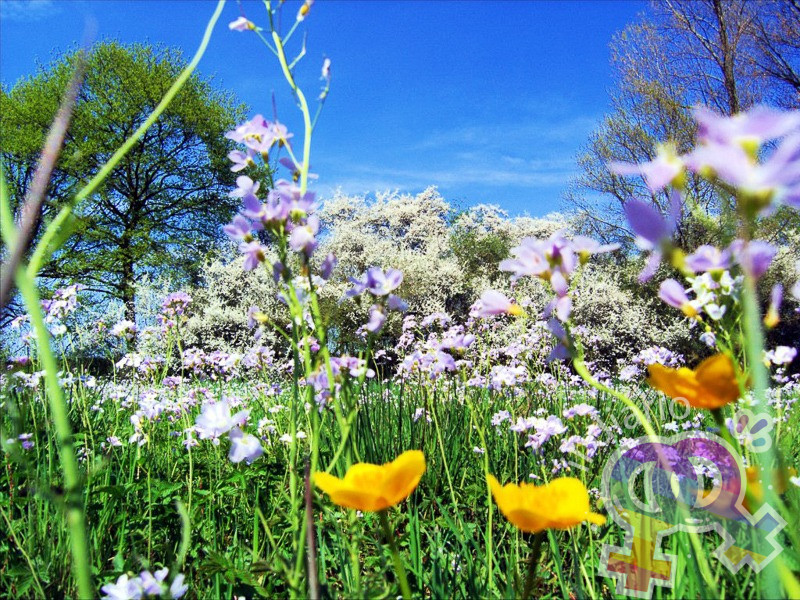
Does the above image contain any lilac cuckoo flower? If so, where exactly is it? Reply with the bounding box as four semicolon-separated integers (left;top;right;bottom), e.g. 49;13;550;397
623;190;682;281
270;121;293;147
473;290;523;317
730;239;776;279
694;105;800;147
228;427;264;464
229;16;256;31
239;241;267;271
320;253;337;280
387;294;408;312
658;279;698;317
686;135;800;209
500;231;576;281
685;245;731;274
347;267;403;298
223;215;252;242
226;114;272;148
365;305;386;333
571;236;620;264
227;149;255;172
288;214;320;256
609;145;685;194
229;175;260;199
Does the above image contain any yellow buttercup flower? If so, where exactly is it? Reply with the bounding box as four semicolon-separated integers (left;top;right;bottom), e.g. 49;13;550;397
313;450;426;512
487;475;605;533
743;465;797;512
647;353;741;410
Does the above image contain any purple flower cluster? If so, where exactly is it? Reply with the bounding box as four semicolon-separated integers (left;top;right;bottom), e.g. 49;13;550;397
5;433;35;451
242;345;276;370
192;397;263;463
614;106;800;209
222;114;324;274
657;238;778;335
470;231;617;360
498;231;617;323
612;106;800;280
304;355;375;408
346;267;408;334
508;415;567;451
115;353;164;378
181;348;242;381
471;290;523;318
41;284;84;322
632;346;684;368
487;365;528;390
111;319;137;342
160;291;191;315
398;348;457;380
225;114;293;168
101;567;187;600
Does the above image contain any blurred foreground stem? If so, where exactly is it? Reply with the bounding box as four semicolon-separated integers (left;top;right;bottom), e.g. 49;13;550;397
740;271;798;599
379;510;412;600
15;270;92;598
521;531;545;599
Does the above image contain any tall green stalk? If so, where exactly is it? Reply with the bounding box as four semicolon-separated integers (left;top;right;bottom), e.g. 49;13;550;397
0;3;227;596
15;271;93;598
740;272;797;599
380;510;413;600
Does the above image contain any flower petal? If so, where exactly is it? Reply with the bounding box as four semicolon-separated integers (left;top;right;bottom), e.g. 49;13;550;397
382;450;426;505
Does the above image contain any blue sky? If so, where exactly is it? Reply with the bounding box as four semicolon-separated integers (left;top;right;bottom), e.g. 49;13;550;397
1;0;646;216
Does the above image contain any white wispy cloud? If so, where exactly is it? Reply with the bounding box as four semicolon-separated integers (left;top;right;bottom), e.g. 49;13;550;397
313;111;602;214
318;160;579;198
0;0;61;22
415;115;598;150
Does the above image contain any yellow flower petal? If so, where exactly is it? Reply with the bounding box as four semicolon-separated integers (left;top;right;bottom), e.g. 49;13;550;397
695;354;740;407
505;508;548;533
586;512;607;525
487;475;603;533
329;488;387;512
647;354;740;410
312;472;346;496
343;463;387;487
314;450;426;512
382;450;427;506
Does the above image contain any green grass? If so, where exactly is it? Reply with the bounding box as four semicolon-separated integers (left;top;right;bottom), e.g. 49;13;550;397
2;369;798;598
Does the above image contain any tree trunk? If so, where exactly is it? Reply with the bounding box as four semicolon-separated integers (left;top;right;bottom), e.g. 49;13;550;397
119;230;136;323
713;0;741;114
121;261;136;323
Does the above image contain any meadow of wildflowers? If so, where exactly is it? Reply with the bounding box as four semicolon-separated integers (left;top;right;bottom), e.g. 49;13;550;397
1;2;800;599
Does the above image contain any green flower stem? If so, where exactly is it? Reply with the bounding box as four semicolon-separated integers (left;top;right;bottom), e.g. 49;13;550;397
710;408;739;450
270;30;314;196
15;269;92;599
463;389;494;594
573;358;659;441
379;510;412;600
427;387;459;512
25;0;227;280
740;272;797;599
521;531;545;600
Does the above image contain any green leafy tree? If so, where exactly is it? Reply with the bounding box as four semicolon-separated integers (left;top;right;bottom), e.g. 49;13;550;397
1;41;246;321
